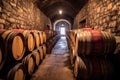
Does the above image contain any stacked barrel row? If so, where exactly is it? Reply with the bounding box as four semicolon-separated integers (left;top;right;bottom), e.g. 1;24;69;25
67;28;117;80
0;29;47;80
45;30;60;53
45;30;57;41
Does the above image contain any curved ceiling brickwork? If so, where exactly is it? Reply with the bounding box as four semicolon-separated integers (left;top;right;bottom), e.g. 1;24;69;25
34;0;88;24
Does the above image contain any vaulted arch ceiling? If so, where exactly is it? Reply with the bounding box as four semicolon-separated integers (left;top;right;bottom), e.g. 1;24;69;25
34;0;88;24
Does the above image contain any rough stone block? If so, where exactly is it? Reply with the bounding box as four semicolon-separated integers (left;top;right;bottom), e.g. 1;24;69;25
7;17;16;22
109;21;117;28
10;2;16;7
0;18;5;24
111;15;117;20
0;24;4;29
2;14;7;19
107;3;113;10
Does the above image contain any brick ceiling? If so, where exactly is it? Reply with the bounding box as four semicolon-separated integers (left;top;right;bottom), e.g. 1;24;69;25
34;0;88;24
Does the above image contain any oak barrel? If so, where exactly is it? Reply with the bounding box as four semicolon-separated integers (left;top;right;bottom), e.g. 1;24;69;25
1;30;25;61
82;28;92;31
70;46;77;66
7;63;26;80
22;30;35;51
42;31;46;43
31;30;40;48
42;44;46;58
74;56;114;80
0;29;5;34
13;29;35;51
22;54;35;75
32;50;40;67
0;35;6;71
75;30;116;55
38;46;44;61
68;29;83;47
38;31;44;45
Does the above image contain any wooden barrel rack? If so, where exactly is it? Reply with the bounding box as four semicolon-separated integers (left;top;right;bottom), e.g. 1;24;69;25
0;29;56;80
67;28;117;80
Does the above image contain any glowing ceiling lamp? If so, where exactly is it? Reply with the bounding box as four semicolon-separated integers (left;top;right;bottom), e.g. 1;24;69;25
59;10;62;14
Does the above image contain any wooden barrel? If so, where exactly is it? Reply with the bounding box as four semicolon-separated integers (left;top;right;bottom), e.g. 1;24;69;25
75;30;116;55
66;36;73;50
31;30;40;48
82;28;92;31
0;29;5;34
42;44;46;58
38;31;44;45
12;29;24;32
32;50;40;67
70;46;77;66
66;33;77;66
74;56;114;80
7;63;26;80
75;31;92;55
0;36;6;71
42;32;46;43
22;30;35;51
38;46;44;61
12;29;34;51
68;29;83;46
101;31;116;54
22;54;35;75
68;30;75;46
1;30;25;61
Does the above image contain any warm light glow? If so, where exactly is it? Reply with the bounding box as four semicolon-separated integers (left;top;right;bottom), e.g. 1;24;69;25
59;10;62;14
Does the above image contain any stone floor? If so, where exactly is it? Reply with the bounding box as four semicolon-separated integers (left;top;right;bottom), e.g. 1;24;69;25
31;37;75;80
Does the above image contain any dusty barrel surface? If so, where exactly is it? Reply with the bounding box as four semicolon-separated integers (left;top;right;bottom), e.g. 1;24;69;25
22;30;35;51
1;30;25;61
22;54;35;76
38;31;44;45
42;44;46;58
7;63;26;80
0;36;6;71
38;46;44;61
12;29;35;52
75;30;116;55
68;29;83;46
0;29;5;34
31;30;40;48
66;36;76;65
82;28;92;31
32;50;40;67
70;46;77;66
74;56;115;80
42;31;46;43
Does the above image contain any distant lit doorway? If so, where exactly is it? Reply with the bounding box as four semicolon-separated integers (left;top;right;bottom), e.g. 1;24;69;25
54;19;71;35
60;27;66;35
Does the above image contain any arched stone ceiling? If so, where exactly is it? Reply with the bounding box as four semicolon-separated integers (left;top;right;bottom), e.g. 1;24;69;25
34;0;88;24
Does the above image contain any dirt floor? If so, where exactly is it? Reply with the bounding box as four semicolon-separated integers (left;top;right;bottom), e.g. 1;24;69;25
31;37;75;80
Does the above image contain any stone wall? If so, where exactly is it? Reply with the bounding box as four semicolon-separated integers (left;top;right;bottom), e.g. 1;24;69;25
0;0;51;30
73;3;87;28
74;0;120;54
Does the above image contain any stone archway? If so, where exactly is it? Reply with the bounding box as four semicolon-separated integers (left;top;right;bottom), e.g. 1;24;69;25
53;19;71;35
54;19;71;30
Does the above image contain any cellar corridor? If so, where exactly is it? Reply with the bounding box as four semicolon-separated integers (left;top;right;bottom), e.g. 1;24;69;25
31;37;74;80
0;0;120;80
